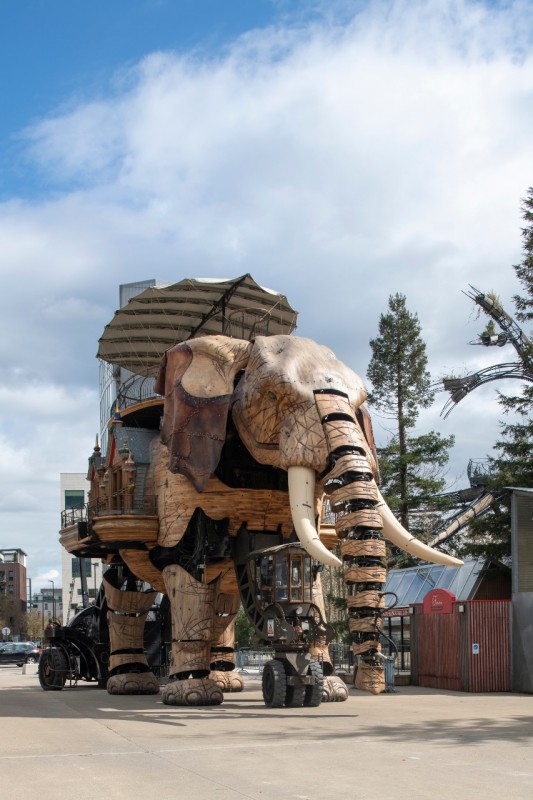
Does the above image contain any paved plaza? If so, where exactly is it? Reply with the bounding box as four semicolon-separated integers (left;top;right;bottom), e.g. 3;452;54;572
0;666;532;800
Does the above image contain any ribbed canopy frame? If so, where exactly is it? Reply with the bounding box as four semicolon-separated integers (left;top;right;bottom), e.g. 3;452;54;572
97;274;298;376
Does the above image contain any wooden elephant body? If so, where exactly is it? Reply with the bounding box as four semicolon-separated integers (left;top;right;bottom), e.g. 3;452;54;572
76;333;460;705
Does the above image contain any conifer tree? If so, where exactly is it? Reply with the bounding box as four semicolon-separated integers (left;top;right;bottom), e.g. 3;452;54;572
367;294;454;537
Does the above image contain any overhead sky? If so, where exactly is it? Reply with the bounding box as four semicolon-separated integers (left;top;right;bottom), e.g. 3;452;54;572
1;0;531;592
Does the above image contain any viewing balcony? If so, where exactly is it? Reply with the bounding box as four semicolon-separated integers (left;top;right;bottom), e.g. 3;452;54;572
61;493;158;530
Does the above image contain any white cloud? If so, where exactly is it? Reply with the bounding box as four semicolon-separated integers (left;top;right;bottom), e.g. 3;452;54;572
0;388;97;582
0;489;40;513
30;569;60;595
1;0;531;582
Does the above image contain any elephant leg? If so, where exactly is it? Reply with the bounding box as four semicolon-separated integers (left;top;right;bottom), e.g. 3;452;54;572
309;569;349;700
308;638;348;701
309;571;334;676
161;564;223;706
298;536;347;702
209;593;244;693
103;577;160;695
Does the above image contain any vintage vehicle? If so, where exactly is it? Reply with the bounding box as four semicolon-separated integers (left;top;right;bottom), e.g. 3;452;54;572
234;539;336;708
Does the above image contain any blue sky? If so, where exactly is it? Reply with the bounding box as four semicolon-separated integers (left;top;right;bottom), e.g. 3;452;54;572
0;0;289;196
0;0;531;590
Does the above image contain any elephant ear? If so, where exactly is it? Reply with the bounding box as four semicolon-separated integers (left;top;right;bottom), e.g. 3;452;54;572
355;403;381;486
155;335;252;492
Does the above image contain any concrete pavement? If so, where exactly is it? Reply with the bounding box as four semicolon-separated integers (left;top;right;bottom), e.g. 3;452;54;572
0;666;532;800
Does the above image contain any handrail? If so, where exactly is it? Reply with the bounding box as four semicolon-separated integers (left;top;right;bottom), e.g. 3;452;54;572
61;494;157;528
91;491;158;516
116;374;158;410
61;505;88;528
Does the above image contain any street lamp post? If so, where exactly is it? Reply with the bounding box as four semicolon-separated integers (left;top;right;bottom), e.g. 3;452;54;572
92;563;99;604
67;581;75;623
48;579;55;625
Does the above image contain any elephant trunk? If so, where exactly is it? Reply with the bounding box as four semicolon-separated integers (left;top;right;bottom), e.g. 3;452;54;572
313;389;461;694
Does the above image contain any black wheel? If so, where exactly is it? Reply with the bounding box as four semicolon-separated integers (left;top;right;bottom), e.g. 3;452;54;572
303;660;324;707
262;659;287;708
25;656;38;665
285;682;306;708
38;647;69;691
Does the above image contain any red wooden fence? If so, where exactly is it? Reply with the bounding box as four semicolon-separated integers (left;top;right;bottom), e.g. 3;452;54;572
463;600;510;692
413;609;461;690
411;599;510;692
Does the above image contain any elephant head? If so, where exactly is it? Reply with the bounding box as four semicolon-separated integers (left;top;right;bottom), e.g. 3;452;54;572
155;333;461;571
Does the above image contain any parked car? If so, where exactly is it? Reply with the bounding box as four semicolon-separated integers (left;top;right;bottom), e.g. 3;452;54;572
0;642;40;666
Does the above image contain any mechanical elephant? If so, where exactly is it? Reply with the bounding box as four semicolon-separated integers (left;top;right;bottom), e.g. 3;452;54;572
110;333;460;705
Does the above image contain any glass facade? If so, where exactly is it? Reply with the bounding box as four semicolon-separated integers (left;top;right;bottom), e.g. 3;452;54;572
99;358;117;454
383;557;487;610
99;279;170;453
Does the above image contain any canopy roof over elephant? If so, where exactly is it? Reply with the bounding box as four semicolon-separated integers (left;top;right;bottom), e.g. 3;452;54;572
97;273;298;376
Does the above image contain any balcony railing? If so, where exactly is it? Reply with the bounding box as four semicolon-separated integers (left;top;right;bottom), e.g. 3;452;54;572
116;374;158;411
90;491;157;516
61;493;157;528
61;505;88;528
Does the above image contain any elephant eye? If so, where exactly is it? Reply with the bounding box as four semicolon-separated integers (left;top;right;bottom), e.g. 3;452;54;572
267;391;277;402
233;370;245;388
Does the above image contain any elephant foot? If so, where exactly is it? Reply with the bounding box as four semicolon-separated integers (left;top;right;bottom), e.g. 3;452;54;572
209;670;244;693
107;671;160;695
354;663;385;695
322;675;349;702
162;677;223;706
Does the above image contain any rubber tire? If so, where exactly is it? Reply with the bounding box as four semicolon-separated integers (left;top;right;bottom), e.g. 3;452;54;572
25;656;38;664
285;683;306;708
303;661;324;707
262;660;287;708
38;647;69;691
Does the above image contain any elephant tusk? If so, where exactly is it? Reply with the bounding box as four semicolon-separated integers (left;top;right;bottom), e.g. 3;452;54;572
288;466;342;568
377;490;463;567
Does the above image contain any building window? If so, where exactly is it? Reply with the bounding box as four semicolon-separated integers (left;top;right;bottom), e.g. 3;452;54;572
65;489;85;509
71;558;92;577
